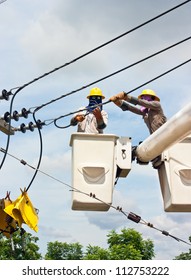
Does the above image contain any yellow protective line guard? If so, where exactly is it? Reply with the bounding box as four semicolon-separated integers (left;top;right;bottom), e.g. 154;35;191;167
4;190;38;232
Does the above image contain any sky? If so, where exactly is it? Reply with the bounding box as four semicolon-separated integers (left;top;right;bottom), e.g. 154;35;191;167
0;0;191;260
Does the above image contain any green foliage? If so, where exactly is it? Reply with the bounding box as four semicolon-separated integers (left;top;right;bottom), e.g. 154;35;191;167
46;228;155;260
45;241;83;260
107;228;155;260
0;227;155;260
0;230;42;260
174;236;191;260
83;245;109;260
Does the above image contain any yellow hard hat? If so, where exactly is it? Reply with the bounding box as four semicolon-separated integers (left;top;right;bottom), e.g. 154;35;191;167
138;89;160;101
87;87;105;99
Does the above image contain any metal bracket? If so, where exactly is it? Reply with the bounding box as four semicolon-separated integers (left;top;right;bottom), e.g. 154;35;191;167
0;119;15;135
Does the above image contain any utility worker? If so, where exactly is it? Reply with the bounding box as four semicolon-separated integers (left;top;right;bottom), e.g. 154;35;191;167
70;87;108;133
110;89;167;134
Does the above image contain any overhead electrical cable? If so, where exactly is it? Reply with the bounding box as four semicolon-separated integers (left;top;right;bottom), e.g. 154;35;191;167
8;0;191;96
2;57;190;190
0;0;7;4
11;56;191;130
1;37;189;184
7;57;190;190
1;57;190;197
1;0;190;173
45;58;191;129
25;57;191;188
32;36;191;114
25;111;43;192
1;147;190;247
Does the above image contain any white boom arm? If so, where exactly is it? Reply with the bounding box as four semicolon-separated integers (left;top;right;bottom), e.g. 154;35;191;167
136;102;191;162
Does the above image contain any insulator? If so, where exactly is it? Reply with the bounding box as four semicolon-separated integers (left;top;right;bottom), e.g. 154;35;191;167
3;111;19;121
36;119;44;129
19;121;34;132
17;119;44;133
128;212;141;223
27;121;34;131
2;108;30;122
12;110;19;121
20;108;29;119
0;89;10;101
26;120;44;131
19;123;26;133
3;112;10;122
162;230;169;236
15;108;30;119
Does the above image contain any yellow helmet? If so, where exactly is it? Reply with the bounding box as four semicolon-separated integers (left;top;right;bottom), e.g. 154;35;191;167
138;89;160;101
87;87;105;99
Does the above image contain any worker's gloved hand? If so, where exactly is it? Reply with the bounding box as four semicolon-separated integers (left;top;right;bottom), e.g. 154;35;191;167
92;107;102;119
110;92;126;102
140;106;148;113
75;114;85;122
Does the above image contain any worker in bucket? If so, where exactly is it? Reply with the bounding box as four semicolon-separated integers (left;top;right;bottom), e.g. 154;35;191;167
70;87;108;133
110;89;167;168
109;89;167;134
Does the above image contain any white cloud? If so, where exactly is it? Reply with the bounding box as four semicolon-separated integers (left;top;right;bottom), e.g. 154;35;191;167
0;0;191;260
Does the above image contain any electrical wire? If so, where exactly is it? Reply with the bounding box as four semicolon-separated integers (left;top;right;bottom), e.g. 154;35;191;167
0;0;7;4
2;57;190;192
7;0;191;96
32;36;191;114
1;147;190;246
53;100;111;129
1;38;189;191
1;1;190;183
7;56;191;131
8;57;189;190
0;0;190;247
0;1;190;214
42;58;191;129
25;110;43;192
9;54;191;190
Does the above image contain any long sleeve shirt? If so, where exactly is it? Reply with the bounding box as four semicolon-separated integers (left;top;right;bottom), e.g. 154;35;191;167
70;108;108;134
120;99;167;134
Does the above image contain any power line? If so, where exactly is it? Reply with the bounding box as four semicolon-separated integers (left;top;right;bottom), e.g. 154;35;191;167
3;56;189;199
2;37;190;127
1;57;190;193
1;147;190;247
42;58;190;129
0;0;7;4
9;0;191;96
31;36;191;114
23;58;191;197
7;56;189;132
1;0;190;172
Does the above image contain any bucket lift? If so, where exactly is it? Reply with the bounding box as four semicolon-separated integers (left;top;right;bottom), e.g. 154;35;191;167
70;102;191;212
69;133;131;211
158;135;191;212
135;102;191;212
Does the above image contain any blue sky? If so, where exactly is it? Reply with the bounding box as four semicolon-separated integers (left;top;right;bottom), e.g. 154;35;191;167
0;0;191;260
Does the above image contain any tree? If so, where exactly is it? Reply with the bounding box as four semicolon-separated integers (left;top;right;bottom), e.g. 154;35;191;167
45;241;83;260
174;236;191;260
107;228;154;260
83;228;155;260
0;229;42;260
83;245;109;260
44;228;155;260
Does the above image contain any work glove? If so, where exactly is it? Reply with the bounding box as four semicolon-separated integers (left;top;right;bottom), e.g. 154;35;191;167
92;107;102;119
75;114;85;122
109;91;127;102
